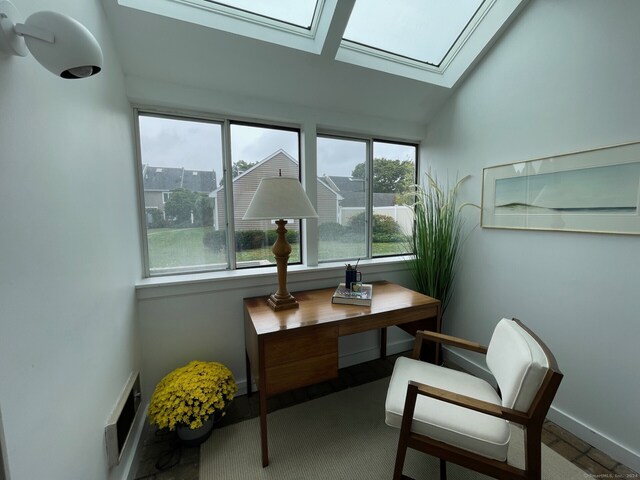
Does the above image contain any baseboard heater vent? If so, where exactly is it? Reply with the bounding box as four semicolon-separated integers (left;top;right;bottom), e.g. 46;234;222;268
105;372;142;468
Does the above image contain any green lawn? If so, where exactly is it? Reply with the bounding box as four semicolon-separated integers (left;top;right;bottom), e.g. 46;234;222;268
147;227;408;273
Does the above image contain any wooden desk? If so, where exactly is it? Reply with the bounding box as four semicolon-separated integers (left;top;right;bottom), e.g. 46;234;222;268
243;280;441;467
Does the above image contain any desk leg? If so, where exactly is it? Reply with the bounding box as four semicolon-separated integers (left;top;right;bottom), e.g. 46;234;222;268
245;351;252;396
259;387;269;467
381;327;387;358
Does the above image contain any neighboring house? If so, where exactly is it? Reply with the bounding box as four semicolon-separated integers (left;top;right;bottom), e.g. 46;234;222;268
207;146;415;234
324;175;397;208
323;175;413;233
142;165;216;222
209;149;341;231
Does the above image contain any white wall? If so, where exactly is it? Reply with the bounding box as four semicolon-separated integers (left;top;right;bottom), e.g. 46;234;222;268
423;0;640;471
130;75;423;401
0;1;141;479
137;262;415;400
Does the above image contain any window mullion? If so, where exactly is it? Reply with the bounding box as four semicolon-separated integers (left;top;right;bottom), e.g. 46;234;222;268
365;139;373;259
222;120;237;270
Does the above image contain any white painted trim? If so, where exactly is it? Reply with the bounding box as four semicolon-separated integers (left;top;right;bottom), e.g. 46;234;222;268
546;407;640;474
443;347;640;473
335;0;528;87
135;256;411;300
118;0;334;55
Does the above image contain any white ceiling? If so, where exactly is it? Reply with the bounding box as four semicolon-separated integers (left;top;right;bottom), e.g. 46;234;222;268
100;0;526;126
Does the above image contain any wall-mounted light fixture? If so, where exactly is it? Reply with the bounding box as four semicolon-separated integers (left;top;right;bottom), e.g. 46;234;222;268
0;0;102;78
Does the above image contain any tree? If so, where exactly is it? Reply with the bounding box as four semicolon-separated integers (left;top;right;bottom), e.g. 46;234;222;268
233;160;257;178
164;188;199;226
219;160;258;186
351;158;414;194
194;194;213;227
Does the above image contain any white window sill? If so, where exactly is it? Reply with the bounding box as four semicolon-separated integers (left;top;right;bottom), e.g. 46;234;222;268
135;256;412;300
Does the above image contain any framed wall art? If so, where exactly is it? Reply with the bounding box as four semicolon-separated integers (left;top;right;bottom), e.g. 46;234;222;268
481;141;640;235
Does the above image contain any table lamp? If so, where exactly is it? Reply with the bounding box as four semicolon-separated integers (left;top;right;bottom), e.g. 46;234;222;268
243;174;318;311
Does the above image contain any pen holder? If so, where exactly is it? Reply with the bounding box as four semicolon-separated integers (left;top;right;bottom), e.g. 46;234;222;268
345;269;362;289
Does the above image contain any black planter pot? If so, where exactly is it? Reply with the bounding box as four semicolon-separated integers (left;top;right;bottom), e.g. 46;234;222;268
175;411;222;447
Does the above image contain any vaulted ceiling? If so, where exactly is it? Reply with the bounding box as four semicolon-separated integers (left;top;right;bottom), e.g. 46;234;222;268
100;0;527;126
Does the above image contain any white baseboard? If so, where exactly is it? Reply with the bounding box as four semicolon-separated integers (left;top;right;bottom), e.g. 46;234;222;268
443;347;640;473
545;406;640;473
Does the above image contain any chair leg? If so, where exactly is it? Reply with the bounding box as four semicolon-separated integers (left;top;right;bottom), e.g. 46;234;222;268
393;384;420;480
439;459;447;480
525;425;543;480
392;435;409;480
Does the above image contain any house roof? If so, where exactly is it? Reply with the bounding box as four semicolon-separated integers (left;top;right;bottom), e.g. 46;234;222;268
325;175;365;193
142;165;217;193
339;192;397;208
209;149;297;196
323;175;396;207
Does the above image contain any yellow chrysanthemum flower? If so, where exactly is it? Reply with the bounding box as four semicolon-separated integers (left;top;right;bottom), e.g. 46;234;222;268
148;360;237;431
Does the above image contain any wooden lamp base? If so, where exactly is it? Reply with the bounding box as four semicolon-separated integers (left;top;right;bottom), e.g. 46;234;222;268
267;219;299;311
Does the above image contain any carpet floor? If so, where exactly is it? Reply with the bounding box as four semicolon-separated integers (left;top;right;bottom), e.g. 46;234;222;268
201;378;586;479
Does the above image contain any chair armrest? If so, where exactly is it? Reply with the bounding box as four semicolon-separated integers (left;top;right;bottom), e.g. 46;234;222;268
412;330;488;359
409;380;530;425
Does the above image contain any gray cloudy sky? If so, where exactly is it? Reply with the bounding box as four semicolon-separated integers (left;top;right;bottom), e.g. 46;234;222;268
138;115;414;180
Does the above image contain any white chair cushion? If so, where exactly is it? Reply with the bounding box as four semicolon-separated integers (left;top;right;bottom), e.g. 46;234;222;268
385;357;511;461
486;319;549;412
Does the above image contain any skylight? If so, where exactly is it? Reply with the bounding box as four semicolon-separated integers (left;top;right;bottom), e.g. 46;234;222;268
206;0;319;29
117;0;527;87
343;0;484;67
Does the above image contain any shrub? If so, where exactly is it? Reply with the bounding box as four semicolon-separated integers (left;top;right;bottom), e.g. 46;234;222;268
347;213;404;242
319;222;348;240
203;230;226;251
204;229;300;252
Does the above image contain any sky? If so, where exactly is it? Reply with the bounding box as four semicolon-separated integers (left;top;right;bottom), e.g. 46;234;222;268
217;0;482;65
344;0;482;64
138;115;415;179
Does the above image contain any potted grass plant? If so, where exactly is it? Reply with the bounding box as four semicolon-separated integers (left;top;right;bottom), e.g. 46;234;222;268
408;172;471;315
148;360;237;445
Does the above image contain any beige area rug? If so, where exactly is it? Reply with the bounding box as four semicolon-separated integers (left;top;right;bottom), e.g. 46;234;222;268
201;379;585;480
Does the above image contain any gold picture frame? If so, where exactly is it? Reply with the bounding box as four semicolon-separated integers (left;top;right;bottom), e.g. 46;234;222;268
481;141;640;235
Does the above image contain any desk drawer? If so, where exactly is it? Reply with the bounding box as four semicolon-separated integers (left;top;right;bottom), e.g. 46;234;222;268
263;326;337;368
265;353;337;395
263;326;338;396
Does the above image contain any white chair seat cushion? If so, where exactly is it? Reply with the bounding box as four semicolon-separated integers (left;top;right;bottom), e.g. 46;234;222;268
385;357;511;461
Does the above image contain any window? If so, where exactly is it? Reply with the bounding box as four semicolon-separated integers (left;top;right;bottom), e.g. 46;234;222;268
138;114;225;276
317;136;367;262
137;111;414;277
227;123;301;269
122;0;525;87
343;0;484;66
137;112;302;276
317;135;416;263
207;0;319;29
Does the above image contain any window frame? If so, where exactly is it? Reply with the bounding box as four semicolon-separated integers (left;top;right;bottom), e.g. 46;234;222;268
226;120;304;271
134;107;304;278
316;131;418;264
134;106;418;278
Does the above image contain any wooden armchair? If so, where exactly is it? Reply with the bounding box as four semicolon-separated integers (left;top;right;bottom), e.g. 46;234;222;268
385;318;563;480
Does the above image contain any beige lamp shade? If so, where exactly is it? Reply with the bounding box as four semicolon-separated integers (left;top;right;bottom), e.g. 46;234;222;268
243;176;318;220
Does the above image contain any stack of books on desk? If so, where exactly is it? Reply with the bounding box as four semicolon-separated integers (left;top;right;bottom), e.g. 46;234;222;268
331;283;373;306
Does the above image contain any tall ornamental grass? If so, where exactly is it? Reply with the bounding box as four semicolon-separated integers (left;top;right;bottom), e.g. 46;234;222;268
409;173;469;315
